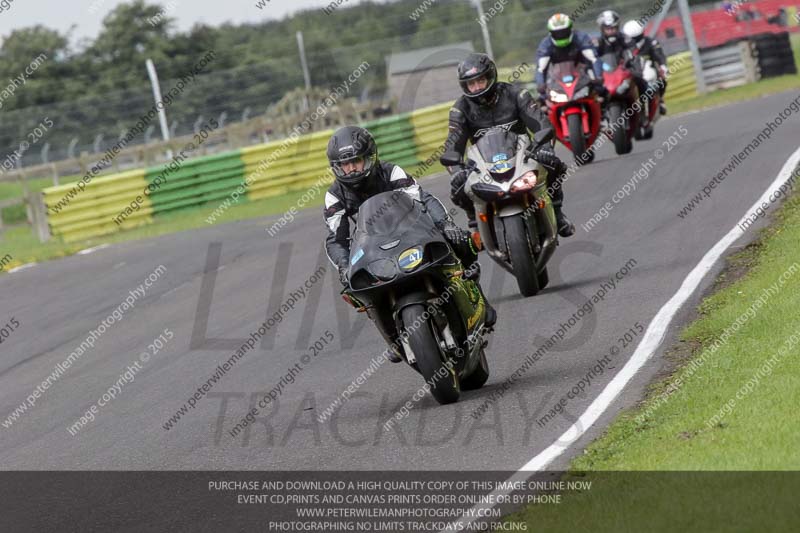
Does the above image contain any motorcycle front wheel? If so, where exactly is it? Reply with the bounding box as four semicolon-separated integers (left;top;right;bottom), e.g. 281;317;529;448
461;348;489;390
503;214;540;297
608;103;632;155
567;113;588;165
401;304;460;404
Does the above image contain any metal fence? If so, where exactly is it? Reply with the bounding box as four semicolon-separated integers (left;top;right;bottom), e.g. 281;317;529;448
0;0;664;171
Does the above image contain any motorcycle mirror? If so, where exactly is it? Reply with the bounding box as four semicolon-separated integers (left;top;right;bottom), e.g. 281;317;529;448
533;128;554;148
440;151;462;167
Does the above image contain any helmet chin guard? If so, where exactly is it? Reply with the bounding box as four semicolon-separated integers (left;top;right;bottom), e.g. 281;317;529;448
457;52;498;105
547;13;574;48
327;126;378;190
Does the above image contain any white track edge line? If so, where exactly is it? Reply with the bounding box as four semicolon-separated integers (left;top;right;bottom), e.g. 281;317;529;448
446;145;800;531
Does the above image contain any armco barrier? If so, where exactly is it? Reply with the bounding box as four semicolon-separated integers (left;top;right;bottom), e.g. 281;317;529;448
242;129;333;202
364;113;419;168
700;41;759;91
43;169;153;242
665;51;697;103
145;151;245;215
411;102;452;166
40;101;458;242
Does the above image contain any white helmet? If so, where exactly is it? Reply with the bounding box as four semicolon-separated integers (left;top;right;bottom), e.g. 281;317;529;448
622;20;645;43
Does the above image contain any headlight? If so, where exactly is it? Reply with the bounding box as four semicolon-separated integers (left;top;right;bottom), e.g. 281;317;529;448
510;171;538;193
549;90;568;103
398;246;424;272
573;86;590;100
616;80;630;95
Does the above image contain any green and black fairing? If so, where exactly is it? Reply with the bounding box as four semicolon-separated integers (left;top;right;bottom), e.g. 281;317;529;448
343;191;487;375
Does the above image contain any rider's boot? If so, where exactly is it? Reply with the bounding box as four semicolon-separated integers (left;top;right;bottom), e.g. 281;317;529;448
466;206;478;231
462;261;497;328
554;205;575;237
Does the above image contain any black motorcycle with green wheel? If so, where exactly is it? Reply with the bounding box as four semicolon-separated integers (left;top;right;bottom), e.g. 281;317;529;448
341;191;492;404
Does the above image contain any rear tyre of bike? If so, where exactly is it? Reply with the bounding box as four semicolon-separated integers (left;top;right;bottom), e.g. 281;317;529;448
567;113;589;165
503;214;540;297
461;348;489;390
608;103;630;155
401;305;460;404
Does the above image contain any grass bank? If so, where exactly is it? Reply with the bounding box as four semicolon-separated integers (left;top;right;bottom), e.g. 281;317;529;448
510;189;800;530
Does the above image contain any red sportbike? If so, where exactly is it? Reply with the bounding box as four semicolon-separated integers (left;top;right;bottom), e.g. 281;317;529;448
600;52;639;155
544;61;602;165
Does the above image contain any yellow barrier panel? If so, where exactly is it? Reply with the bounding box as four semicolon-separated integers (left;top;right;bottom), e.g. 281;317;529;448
665;51;697;103
43;168;151;241
411;102;452;163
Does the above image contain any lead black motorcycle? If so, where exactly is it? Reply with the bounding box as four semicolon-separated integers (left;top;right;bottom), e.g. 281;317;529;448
341;191;492;404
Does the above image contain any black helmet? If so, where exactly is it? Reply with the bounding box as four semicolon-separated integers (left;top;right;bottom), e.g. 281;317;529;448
326;126;378;191
597;10;621;43
457;52;498;105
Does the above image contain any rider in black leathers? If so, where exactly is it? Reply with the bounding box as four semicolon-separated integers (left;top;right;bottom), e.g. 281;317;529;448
323;126;496;361
535;13;607;106
442;52;575;238
595;10;632;62
622;19;669;115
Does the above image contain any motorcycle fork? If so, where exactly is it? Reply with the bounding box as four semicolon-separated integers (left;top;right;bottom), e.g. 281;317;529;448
581;108;591;135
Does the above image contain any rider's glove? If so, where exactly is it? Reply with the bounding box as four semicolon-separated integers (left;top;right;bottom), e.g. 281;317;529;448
529;145;567;178
439;219;477;255
450;168;470;198
537;85;547;104
659;64;668;77
592;79;609;99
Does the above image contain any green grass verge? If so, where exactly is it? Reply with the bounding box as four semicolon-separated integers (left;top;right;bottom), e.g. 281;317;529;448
0;176;61;225
507;192;800;530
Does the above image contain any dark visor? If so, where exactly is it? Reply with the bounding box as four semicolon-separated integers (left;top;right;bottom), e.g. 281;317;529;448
550;28;571;40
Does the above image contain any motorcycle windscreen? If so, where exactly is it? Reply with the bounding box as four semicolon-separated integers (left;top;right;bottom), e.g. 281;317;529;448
547;61;582;86
475;129;518;179
353;191;422;238
601;52;619;71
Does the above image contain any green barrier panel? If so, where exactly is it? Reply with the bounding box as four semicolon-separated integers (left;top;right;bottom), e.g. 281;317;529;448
145;151;245;213
149;179;247;214
364;113;421;171
365;114;415;146
150;173;246;215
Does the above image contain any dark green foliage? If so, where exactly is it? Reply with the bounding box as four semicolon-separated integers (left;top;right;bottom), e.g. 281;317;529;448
0;0;623;160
